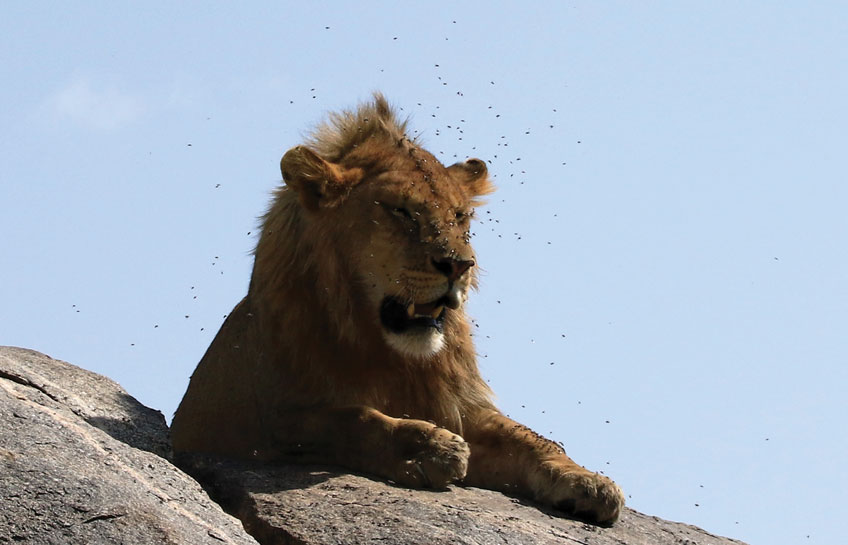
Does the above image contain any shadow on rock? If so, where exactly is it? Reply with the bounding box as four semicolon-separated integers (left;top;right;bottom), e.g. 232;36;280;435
84;391;171;459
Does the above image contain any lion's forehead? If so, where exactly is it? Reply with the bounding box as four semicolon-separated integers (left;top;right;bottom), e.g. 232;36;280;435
373;172;470;212
346;142;466;202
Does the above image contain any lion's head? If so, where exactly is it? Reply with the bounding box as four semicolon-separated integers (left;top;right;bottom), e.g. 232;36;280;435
253;94;493;359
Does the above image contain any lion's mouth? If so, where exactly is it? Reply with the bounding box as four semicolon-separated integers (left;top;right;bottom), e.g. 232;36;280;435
380;297;447;334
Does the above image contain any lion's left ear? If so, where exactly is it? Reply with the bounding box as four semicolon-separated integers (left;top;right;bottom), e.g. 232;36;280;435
280;146;363;211
448;158;495;198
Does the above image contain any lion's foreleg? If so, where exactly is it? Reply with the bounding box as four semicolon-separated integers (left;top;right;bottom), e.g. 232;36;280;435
269;406;469;489
463;409;624;525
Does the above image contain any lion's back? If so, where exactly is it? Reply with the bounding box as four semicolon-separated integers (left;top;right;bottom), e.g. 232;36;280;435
171;297;265;457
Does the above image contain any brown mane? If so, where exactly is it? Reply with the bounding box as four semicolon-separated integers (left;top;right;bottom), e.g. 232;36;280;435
305;93;416;162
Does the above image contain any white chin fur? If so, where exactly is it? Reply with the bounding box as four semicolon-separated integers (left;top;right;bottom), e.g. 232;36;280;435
384;329;445;358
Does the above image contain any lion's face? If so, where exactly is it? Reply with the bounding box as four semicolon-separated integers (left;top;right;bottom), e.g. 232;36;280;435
280;142;492;358
349;168;479;357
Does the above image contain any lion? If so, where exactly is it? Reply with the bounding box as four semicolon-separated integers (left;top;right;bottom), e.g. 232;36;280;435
170;94;625;525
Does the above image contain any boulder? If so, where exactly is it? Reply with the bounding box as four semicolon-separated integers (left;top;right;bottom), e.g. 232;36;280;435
0;346;257;545
0;346;748;545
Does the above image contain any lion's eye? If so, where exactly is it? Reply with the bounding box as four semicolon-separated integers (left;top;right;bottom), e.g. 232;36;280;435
455;209;473;221
390;207;413;220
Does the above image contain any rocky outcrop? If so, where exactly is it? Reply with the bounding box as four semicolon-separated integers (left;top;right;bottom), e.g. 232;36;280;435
181;456;747;545
0;347;748;545
0;346;257;545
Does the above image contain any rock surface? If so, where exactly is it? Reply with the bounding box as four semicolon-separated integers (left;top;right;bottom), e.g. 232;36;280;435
0;346;748;545
182;456;748;545
0;346;257;545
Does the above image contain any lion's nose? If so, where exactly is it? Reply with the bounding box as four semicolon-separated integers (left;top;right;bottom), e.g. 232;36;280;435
431;257;475;281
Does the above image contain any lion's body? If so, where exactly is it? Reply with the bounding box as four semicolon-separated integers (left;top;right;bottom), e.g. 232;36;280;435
171;95;624;525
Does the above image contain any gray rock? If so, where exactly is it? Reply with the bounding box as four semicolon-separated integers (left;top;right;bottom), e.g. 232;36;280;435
180;457;749;545
0;346;258;545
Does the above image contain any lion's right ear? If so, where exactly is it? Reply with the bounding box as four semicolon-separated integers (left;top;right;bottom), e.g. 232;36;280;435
448;158;495;202
280;146;363;211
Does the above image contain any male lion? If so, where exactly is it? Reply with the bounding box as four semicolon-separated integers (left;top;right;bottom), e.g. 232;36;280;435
171;94;625;525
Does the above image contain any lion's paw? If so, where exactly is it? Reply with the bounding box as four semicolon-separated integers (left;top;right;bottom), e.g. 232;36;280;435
390;421;469;489
536;463;625;526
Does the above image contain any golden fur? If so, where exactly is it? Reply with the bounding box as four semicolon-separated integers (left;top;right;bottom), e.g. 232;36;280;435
171;94;625;525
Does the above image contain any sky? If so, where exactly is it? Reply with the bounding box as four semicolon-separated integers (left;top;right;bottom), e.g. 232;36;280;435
2;3;846;545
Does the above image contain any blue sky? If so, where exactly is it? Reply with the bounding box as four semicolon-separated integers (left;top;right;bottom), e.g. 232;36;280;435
2;3;846;544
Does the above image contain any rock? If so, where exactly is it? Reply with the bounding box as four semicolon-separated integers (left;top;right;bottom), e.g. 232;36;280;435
0;346;258;545
180;456;749;545
0;345;748;545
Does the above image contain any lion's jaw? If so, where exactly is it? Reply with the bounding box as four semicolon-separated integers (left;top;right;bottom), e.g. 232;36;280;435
377;282;467;358
384;322;446;358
